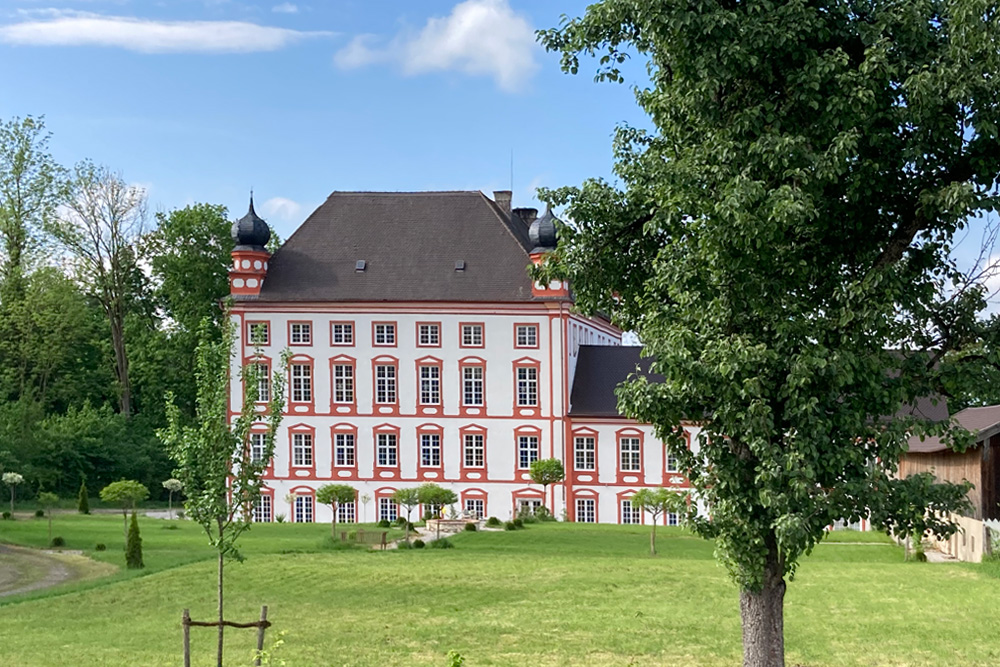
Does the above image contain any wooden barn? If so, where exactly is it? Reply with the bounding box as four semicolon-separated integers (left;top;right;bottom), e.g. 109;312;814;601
903;405;1000;521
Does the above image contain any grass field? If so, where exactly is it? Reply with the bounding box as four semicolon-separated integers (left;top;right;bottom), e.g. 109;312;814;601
1;515;998;666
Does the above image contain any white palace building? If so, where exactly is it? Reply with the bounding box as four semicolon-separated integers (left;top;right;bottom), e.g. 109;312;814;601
228;190;701;525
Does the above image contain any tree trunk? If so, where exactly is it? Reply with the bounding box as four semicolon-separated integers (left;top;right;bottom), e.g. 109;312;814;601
109;304;131;418
650;521;657;556
217;549;224;667
9;488;13;515
739;541;786;667
331;503;337;539
168;493;173;519
122;509;128;540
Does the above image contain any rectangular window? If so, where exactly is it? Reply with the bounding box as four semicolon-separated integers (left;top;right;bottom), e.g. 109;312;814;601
518;498;542;515
252;495;272;523
374;323;396;346
248;322;269;345
418;323;440;346
576;498;596;523
335;433;355;467
333;364;354;403
249;433;266;464
419;366;440;405
291;364;312;402
290;322;311;345
621;499;641;525
574;436;596;471
620;437;641;472
420;433;441;467
517;435;539;469
464;498;484;519
516;324;538;348
378;497;398;522
337;501;356;524
666;451;679;473
461;323;484;347
516;367;538;406
377;433;398;467
292;433;313;467
667;512;679;526
252;363;270;402
294;495;314;523
375;365;397;404
463;366;483;406
331;322;354;345
463;433;484;468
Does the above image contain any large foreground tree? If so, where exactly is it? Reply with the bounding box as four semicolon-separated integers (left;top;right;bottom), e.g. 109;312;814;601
539;2;998;665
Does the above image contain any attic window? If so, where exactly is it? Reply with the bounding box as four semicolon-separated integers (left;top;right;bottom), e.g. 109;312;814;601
455;260;466;272
355;260;366;272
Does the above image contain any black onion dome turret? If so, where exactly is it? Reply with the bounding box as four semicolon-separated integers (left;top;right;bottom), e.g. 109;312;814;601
231;195;271;251
528;206;558;253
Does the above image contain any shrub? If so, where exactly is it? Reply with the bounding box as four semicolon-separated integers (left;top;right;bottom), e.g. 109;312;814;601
176;511;185;520
396;540;413;550
50;536;65;547
464;522;478;532
377;519;391;528
1;511;9;520
95;543;107;551
504;521;516;531
486;516;501;527
35;509;45;518
413;539;425;549
521;514;538;524
394;516;407;527
275;514;286;523
125;511;144;569
534;505;555;521
78;480;90;515
162;524;179;530
431;538;454;549
513;518;524;529
423;511;435;521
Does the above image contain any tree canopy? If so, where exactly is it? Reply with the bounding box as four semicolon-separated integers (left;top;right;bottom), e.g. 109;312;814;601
538;1;997;664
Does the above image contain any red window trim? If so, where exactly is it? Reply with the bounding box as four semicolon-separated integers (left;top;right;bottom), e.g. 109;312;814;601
373;423;401;481
372;321;398;348
287;319;314;347
415;321;442;348
513;425;542;475
511;487;545;519
242;354;273;406
571;427;600;478
330;320;356;347
460;488;488;519
458;321;486;348
329;355;357;415
287;354;315;411
663;429;692;488
513;322;540;349
253;486;275;523
287;423;317;476
371;356;400;416
512;357;541;417
416;423;445;479
573;489;599;524
374;486;400;522
458;423;488;481
458;356;487;417
245;319;271;347
330;423;359;476
615;427;645;485
289;485;316;523
414;356;444;417
616;489;644;525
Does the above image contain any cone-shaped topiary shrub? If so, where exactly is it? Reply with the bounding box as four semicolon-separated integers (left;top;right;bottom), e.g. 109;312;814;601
78;480;90;514
125;511;144;569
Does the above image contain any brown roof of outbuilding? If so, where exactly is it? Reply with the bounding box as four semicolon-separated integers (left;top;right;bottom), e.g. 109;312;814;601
569;346;661;417
249;191;543;303
907;404;1000;453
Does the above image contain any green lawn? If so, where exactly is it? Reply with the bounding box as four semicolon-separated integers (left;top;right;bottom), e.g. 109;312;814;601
1;517;998;666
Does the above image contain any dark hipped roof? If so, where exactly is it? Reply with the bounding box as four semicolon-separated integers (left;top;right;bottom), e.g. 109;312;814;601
569;346;660;417
907;404;1000;453
250;191;541;303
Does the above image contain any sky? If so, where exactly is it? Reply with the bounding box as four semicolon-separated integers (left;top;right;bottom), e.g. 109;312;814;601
0;0;650;241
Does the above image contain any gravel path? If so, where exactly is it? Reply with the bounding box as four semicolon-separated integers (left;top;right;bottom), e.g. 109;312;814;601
0;544;116;598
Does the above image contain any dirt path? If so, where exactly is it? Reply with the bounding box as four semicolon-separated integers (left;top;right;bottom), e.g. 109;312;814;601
0;544;117;598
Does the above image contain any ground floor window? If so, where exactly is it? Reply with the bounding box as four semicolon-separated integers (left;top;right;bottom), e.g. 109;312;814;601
517;498;541;516
667;512;679;526
252;495;272;523
423;502;442;519
294;495;314;523
576;498;596;523
337;501;356;524
379;497;398;522
464;498;484;519
621;499;641;525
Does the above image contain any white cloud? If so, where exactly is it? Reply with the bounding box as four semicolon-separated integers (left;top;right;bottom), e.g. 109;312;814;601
333;0;538;92
271;3;299;14
0;10;332;53
260;196;302;224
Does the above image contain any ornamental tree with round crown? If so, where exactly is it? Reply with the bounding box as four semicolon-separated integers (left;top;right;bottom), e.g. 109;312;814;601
316;483;355;539
538;2;996;665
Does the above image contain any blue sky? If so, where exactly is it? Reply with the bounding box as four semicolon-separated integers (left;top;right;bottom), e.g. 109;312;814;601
0;0;650;240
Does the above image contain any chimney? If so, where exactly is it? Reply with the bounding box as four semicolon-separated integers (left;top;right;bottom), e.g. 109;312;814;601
513;207;538;225
493;190;512;215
